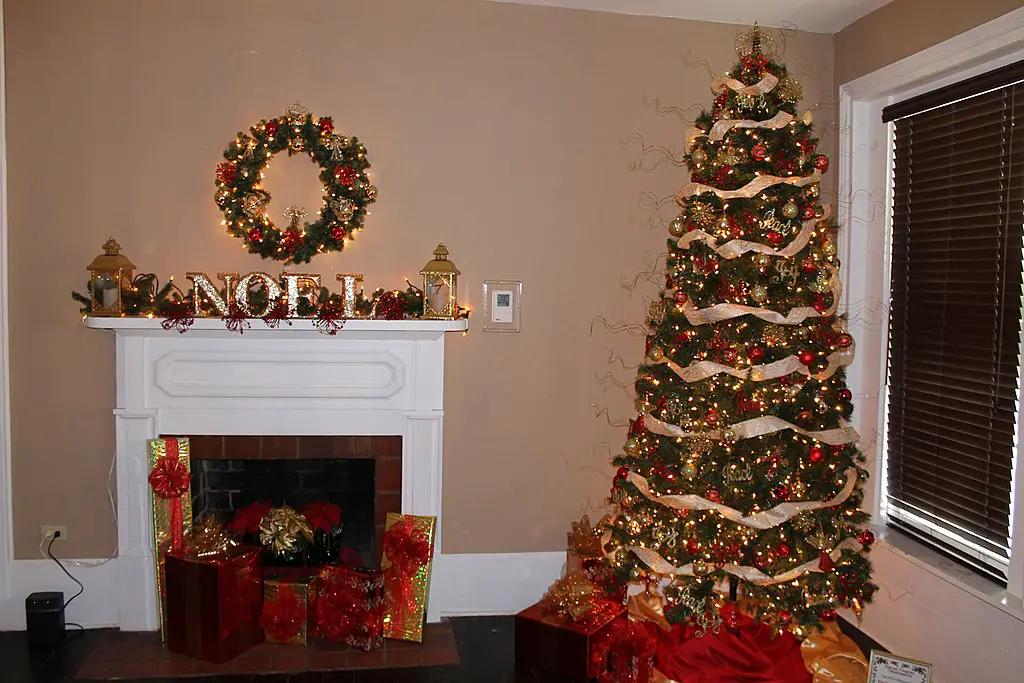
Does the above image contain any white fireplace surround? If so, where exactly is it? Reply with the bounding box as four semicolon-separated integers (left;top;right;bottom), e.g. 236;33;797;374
94;317;461;630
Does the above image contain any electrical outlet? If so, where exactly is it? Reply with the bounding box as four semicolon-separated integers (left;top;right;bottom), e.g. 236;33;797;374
41;525;67;543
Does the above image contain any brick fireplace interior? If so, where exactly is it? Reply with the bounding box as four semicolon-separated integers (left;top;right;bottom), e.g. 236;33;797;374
183;435;402;566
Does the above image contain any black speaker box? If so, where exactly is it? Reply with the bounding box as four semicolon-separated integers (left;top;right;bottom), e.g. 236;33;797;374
25;591;65;651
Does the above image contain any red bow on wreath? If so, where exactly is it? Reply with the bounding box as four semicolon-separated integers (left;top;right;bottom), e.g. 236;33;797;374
147;446;190;554
383;518;432;635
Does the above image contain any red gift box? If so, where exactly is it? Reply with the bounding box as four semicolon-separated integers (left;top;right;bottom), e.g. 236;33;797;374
515;599;627;680
260;570;317;646
165;546;264;663
316;564;385;651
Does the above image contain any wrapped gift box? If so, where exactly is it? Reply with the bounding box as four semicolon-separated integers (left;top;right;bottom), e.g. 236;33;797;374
260;570;317;646
316;564;385;651
147;436;193;637
514;599;627;680
381;513;436;642
165;547;264;663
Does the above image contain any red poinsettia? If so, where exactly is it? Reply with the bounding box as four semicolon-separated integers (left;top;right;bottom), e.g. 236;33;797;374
301;502;342;533
229;501;271;535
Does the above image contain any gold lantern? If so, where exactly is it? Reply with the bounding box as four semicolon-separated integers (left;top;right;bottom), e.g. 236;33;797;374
420;243;460;319
87;238;135;316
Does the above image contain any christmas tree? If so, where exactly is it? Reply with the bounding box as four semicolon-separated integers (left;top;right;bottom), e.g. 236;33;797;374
605;25;876;636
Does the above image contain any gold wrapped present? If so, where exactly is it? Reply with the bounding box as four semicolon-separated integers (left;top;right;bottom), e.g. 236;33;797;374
148;437;193;638
380;512;436;642
260;571;318;646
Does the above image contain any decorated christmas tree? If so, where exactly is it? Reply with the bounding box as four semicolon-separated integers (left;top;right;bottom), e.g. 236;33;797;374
605;25;877;637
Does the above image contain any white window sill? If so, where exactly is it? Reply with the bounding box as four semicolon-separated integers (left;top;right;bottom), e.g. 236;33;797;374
873;525;1024;624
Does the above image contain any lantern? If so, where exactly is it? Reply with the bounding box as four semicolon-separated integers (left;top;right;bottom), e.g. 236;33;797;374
86;238;135;316
420;243;460;319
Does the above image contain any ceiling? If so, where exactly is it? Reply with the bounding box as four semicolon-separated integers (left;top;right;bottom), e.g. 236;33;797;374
483;0;896;33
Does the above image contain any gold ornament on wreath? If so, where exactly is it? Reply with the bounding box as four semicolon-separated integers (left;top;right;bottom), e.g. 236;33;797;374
214;102;377;265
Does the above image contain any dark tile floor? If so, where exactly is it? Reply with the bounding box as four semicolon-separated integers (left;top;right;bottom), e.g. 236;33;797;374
0;617;573;683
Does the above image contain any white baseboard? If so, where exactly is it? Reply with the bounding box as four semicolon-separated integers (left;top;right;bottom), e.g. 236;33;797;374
0;558;119;630
433;551;564;616
0;551;564;630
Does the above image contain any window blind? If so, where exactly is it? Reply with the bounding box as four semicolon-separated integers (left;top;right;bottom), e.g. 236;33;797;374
884;59;1024;578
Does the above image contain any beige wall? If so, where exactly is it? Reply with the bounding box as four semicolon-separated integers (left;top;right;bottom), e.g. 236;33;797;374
835;0;1021;85
3;0;833;558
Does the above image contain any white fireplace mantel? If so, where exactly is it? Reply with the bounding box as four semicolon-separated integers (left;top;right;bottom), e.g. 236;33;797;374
86;316;467;630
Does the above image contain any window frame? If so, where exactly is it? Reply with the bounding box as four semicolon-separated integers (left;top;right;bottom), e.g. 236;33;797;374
838;10;1024;599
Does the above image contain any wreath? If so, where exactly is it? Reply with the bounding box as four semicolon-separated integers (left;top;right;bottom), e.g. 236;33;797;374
214;102;377;265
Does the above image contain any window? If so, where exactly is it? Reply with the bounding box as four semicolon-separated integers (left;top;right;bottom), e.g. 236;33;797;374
882;59;1024;581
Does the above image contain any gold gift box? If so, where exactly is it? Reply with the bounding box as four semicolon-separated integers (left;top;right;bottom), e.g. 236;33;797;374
148;437;193;639
380;512;436;642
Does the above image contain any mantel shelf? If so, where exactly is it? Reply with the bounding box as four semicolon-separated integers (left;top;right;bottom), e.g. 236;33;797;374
85;316;468;340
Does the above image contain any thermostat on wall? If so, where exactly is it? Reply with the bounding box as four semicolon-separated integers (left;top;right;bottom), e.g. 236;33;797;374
482;280;522;332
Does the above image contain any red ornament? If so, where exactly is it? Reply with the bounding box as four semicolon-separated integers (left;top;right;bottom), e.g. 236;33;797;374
801;260;817;274
797;410;813;423
859;530;876;547
753;553;772;569
706;488;720;503
334;165;358;185
777;609;792;623
818;550;836;571
215;161;238;185
630;414;646;436
837;333;853;348
798;350;815;366
775;542;792;558
766;231;784;247
751;144;767;161
281;229;303;253
265;120;279;137
809;445;826;463
773;485;790;500
723;348;738;363
318;117;334;134
813;296;830;314
246;227;262;242
748;346;765;362
802;205;816;220
675;290;688;303
315;300;348;336
371;290;407;320
616;467;630;481
686;539;700;555
331;225;347;241
814;155;830;172
820;608;837;621
705;409;719;426
839;388;853;401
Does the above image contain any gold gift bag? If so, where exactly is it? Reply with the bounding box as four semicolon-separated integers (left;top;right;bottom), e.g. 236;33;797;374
380;513;436;642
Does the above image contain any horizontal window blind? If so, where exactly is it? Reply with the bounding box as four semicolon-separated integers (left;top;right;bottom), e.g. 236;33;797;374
885;59;1024;578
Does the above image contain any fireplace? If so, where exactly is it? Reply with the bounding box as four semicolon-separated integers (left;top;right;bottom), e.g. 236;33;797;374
88;317;466;630
186;435;401;566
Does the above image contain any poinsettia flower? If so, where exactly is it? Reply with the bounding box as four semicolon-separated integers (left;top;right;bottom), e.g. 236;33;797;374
229;500;271;535
301;502;342;533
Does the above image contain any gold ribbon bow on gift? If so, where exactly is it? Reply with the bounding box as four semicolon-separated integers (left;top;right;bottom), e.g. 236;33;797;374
183;517;239;558
542;572;598;622
259;505;315;555
801;621;868;683
568;515;607;558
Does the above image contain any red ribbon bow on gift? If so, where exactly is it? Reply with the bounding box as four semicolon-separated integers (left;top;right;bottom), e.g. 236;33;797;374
259;586;305;644
383;518;432;635
594;620;658;683
147;443;190;554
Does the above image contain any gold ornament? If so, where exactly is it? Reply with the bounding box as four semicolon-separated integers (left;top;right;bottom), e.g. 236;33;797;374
649;346;665;362
782;201;799;219
809;273;832;293
625;436;644;456
542;572;597;622
807;183;821;198
630;566;647;582
736;92;756;109
717;146;744;166
259;505;314;555
327;133;350;161
692;561;711;577
649;299;667;324
762;324;787;346
753;253;771;268
283;205;308;230
689;437;714;458
751;285;769;303
285;101;310;124
668;216;687;238
183;517;239;558
241;193;265;218
682;460;698;478
735;22;780;61
331;198;356;221
365;185;378;200
716;216;732;236
691;148;708;165
776;76;805;103
822;240;837;256
689;201;716;228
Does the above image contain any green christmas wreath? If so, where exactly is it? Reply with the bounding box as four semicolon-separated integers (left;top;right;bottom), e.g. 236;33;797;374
214;102;377;265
